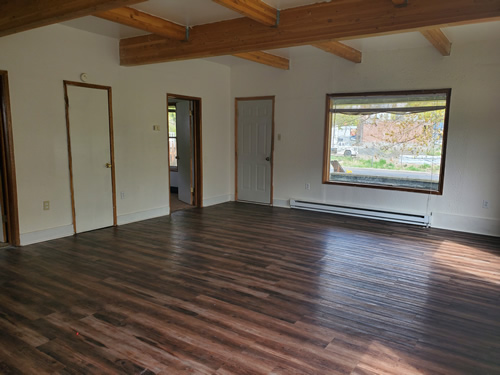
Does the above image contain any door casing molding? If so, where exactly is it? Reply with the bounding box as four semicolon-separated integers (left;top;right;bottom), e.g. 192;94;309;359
0;70;20;246
167;93;203;209
64;80;117;233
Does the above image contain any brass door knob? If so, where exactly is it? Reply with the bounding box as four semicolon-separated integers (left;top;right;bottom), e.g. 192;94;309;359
105;163;112;168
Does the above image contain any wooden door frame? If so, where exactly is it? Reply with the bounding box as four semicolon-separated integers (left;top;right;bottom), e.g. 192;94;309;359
0;70;20;246
235;96;275;205
166;94;203;209
64;80;117;233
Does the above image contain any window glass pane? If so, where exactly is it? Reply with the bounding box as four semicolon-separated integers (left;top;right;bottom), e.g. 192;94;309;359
168;105;177;168
169;138;177;168
325;90;450;193
168;110;176;137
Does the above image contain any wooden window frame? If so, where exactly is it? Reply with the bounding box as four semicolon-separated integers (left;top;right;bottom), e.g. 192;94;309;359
322;89;451;195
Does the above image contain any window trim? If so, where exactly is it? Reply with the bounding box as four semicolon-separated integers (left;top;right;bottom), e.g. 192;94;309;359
322;89;451;195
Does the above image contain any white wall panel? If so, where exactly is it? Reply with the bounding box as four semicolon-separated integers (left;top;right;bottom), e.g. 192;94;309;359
0;24;231;239
231;41;500;236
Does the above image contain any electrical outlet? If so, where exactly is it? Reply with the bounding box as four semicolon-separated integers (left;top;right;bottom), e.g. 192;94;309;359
43;201;50;210
482;200;489;209
305;183;311;190
153;125;160;131
120;191;126;199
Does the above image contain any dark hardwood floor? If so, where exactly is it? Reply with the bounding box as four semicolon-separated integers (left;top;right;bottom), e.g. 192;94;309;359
0;202;499;374
170;193;194;213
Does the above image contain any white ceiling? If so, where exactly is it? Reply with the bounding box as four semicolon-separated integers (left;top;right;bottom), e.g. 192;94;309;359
61;0;326;39
60;0;500;66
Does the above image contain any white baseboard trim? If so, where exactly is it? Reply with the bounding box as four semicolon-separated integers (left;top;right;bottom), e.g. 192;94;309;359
273;199;290;208
18;205;496;247
271;198;499;237
117;206;170;225
19;206;171;246
20;224;74;246
203;194;234;207
431;213;500;237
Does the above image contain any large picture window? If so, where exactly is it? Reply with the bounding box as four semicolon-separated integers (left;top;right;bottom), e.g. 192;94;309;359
323;89;451;194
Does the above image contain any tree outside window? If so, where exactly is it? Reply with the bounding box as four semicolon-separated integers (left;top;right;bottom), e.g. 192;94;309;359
323;89;451;194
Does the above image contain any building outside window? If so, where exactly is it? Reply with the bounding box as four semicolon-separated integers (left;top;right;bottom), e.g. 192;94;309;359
323;89;451;194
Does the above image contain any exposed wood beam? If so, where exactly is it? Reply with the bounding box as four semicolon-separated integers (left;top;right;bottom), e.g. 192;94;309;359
233;51;289;70
313;41;362;63
212;0;277;27
420;28;452;56
94;7;185;40
120;0;500;66
0;0;146;37
96;6;284;70
95;7;283;69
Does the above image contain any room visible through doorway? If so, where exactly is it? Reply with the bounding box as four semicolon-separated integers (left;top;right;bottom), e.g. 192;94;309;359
167;94;202;213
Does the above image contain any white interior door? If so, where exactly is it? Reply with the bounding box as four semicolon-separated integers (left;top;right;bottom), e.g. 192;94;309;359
237;99;273;204
176;100;192;204
67;85;114;233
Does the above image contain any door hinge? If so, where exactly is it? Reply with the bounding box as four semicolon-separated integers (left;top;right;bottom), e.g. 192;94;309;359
190;187;194;193
189;110;193;117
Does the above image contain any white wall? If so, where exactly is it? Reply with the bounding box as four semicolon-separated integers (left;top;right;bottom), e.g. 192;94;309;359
231;40;500;236
0;24;232;245
170;172;178;188
0;23;498;244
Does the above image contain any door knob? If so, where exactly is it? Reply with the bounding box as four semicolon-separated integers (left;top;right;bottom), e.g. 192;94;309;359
105;162;112;168
265;157;270;161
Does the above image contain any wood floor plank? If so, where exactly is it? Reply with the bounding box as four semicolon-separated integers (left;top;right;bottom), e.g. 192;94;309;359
0;202;499;374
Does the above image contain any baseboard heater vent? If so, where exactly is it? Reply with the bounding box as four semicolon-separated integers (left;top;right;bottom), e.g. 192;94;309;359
289;199;430;226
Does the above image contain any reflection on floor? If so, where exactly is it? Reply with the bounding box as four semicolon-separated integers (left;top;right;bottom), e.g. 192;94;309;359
0;203;499;374
170;193;194;213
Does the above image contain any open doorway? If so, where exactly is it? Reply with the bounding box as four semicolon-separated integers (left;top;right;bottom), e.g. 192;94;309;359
167;94;202;213
0;71;20;246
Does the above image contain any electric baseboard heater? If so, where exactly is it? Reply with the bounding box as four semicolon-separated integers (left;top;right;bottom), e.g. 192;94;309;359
289;199;430;226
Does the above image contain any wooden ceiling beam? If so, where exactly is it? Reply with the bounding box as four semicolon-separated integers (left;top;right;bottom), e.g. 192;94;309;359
212;0;277;27
313;41;362;63
120;0;500;66
233;51;289;70
420;28;452;56
0;0;146;37
94;7;185;40
95;7;286;69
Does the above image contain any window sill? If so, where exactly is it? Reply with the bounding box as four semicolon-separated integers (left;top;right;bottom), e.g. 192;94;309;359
324;174;443;195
